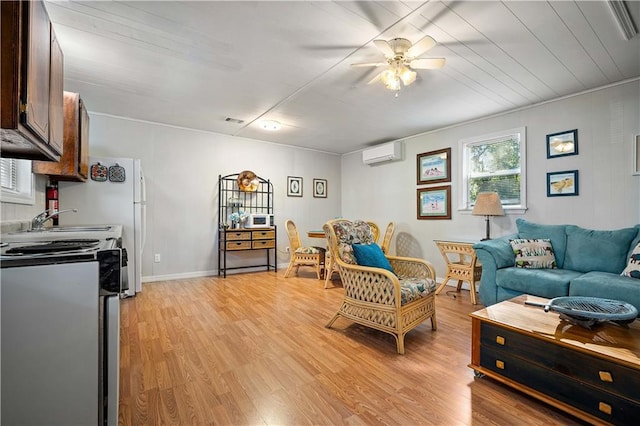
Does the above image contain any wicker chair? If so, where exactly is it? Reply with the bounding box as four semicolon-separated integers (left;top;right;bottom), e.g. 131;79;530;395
324;219;437;354
380;221;395;254
366;221;380;243
284;219;326;279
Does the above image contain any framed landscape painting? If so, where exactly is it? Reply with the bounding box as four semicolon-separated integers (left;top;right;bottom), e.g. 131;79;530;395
547;170;579;197
417;186;451;220
417;148;451;185
546;129;578;158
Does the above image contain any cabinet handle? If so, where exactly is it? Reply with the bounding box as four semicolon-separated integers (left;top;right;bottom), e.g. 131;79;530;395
495;360;505;370
599;371;613;383
598;402;612;415
496;336;505;345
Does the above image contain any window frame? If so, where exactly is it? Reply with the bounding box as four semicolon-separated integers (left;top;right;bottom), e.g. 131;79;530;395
1;158;35;205
458;126;527;214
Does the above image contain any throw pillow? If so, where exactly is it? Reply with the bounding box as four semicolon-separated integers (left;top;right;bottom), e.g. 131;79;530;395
516;218;567;267
509;238;557;269
621;242;640;279
352;243;395;273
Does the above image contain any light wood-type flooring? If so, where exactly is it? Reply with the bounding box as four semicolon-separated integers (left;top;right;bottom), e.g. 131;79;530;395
118;271;584;425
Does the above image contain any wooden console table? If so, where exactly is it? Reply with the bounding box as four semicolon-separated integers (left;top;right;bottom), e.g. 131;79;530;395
434;240;482;304
470;295;640;425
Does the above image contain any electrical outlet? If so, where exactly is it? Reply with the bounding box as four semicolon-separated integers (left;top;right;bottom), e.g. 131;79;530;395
154;253;161;263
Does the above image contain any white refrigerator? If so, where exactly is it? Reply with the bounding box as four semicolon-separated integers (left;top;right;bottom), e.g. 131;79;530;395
59;156;146;297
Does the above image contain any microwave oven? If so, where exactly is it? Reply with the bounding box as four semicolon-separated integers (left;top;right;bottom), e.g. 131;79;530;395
245;213;274;228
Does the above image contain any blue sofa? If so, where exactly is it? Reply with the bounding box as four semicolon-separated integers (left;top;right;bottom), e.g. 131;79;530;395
474;219;640;312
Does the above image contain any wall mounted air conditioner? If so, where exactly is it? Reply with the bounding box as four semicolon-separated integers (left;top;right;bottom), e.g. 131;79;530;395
362;141;402;165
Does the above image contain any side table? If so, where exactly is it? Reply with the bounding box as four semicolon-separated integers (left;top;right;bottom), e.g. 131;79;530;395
434;240;482;304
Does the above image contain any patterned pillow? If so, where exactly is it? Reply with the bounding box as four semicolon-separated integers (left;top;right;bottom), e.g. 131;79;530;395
621;242;640;279
509;238;557;269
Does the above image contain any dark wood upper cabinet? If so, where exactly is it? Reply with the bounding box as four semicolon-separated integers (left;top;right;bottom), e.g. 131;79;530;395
1;0;64;161
33;92;90;181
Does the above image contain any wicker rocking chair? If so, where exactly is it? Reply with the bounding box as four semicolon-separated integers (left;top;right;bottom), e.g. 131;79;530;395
323;219;438;354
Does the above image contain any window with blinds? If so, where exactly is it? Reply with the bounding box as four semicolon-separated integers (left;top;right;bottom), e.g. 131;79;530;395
460;127;527;211
1;158;18;191
1;158;35;204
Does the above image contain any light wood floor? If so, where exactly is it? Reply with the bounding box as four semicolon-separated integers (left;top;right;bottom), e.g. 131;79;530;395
118;270;584;425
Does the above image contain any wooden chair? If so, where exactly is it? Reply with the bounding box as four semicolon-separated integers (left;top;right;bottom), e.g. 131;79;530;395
366;221;380;243
324;219;437;354
284;220;326;279
380;221;395;254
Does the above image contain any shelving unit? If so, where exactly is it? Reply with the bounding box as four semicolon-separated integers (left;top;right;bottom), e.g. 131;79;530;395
217;173;276;277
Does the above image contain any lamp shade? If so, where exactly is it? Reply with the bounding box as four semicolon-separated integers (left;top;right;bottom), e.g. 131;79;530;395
472;192;504;216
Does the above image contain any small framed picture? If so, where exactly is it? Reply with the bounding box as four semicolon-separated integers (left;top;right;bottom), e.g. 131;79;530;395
287;176;303;197
546;129;578;158
417;148;451;185
313;178;327;198
634;135;640;176
417;185;451;220
547;170;579;197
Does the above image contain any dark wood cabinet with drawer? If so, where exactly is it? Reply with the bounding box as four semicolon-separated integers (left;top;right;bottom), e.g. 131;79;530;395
470;295;640;426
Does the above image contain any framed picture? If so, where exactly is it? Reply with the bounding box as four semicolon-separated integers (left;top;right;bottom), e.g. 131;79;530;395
634;135;640;176
417;148;451;185
313;178;327;198
546;129;578;158
547;170;579;197
287;176;303;197
417;186;451;220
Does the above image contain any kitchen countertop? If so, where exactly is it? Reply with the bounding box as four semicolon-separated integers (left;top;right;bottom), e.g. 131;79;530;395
1;224;123;243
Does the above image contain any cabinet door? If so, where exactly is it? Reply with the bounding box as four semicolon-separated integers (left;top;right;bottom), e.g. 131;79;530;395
24;0;51;144
48;23;64;154
79;99;90;178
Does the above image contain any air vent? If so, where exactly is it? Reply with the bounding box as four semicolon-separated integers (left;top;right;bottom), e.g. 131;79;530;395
225;117;244;124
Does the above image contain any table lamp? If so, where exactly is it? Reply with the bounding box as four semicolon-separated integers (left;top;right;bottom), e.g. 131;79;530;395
472;192;504;240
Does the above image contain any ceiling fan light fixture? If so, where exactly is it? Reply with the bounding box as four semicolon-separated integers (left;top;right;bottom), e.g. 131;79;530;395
260;120;281;131
381;69;400;91
399;67;416;86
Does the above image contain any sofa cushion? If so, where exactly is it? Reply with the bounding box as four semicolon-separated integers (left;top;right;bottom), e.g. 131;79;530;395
516;219;567;268
621;242;640;279
352;243;394;273
510;238;557;269
398;277;436;305
495;267;581;299
563;225;638;274
569;271;640;314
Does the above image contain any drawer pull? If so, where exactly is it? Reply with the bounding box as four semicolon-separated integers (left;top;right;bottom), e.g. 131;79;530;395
495;360;505;370
598;371;613;383
598;402;612;415
496;336;505;345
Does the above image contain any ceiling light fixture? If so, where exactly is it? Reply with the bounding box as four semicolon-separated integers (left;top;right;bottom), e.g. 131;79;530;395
608;0;638;40
260;120;281;131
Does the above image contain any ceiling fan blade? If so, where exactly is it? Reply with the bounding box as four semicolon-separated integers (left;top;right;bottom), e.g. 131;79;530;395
406;35;437;57
367;72;383;85
410;58;446;69
350;62;387;67
373;39;395;57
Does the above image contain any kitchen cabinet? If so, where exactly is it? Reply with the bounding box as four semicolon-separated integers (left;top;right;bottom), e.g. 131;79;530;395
33;92;90;181
1;0;64;161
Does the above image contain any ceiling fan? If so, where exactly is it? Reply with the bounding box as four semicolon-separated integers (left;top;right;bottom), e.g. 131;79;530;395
352;36;445;91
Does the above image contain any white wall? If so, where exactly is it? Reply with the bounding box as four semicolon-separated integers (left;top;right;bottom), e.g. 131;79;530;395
341;80;640;281
86;115;342;281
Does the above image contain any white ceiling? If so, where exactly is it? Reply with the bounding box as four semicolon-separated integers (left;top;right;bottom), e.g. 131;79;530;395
45;1;640;154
